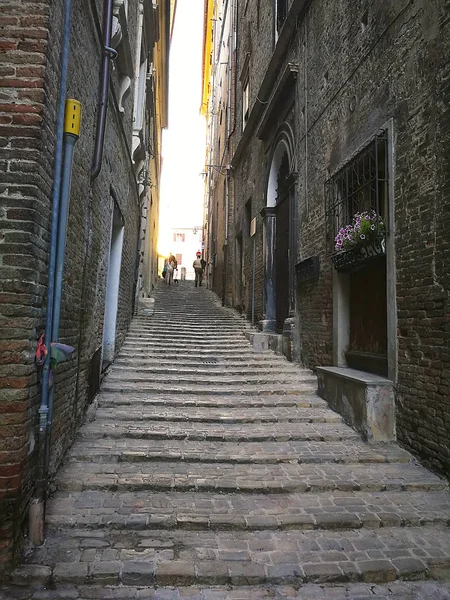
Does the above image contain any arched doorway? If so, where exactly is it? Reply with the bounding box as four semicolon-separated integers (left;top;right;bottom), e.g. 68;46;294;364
274;151;291;331
262;128;296;334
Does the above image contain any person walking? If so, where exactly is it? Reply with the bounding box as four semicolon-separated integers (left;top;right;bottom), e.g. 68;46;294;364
193;252;204;287
168;252;177;270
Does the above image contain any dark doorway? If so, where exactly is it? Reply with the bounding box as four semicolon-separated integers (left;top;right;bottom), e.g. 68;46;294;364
275;152;290;332
346;259;388;376
235;234;243;312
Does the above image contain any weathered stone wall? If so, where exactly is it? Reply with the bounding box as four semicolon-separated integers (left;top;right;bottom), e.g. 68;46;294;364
227;0;450;475
0;0;141;569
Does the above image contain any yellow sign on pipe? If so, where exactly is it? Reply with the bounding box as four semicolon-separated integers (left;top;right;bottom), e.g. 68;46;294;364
64;99;81;137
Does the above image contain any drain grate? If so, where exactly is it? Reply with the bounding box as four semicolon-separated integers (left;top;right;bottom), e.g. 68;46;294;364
201;358;218;364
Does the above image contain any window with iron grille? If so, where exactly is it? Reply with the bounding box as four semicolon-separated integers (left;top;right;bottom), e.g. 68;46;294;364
242;78;249;130
325;130;388;258
176;253;182;266
276;0;288;34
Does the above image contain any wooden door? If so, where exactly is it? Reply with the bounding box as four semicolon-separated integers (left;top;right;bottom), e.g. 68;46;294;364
347;259;388;376
275;195;290;332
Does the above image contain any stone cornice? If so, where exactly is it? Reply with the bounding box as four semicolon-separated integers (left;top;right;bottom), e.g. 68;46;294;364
231;0;309;167
256;62;298;142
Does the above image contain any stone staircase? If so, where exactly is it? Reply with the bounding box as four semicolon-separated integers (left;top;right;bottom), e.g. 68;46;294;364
3;281;450;599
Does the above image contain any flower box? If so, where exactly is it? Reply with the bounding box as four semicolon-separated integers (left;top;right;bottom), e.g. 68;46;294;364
332;210;386;272
332;238;386;272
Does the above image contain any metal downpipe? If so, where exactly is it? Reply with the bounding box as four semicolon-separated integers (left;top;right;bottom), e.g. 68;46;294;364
32;0;74;546
91;0;115;181
45;101;81;474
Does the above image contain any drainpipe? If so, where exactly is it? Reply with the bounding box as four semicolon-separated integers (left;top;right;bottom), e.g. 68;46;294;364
222;171;229;306
91;0;116;181
45;100;81;474
207;6;217;288
226;0;233;142
251;233;256;325
31;0;74;546
222;0;233;307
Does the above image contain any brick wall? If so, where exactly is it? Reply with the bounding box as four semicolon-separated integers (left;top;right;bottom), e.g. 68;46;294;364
220;0;450;475
0;0;51;567
0;0;142;569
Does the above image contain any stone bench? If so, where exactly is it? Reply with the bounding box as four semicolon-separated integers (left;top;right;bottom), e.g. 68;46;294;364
316;366;395;443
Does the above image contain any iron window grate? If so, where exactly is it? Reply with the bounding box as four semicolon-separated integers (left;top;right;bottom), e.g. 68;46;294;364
325;130;388;255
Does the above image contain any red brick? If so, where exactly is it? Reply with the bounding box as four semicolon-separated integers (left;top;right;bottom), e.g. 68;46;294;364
7;209;37;222
0;103;43;114
11;113;42;125
0;400;29;414
1;78;44;89
0;463;26;478
0;475;22;492
0;67;16;77
5;27;48;40
1;375;36;389
15;66;45;78
0;41;18;51
0;17;20;26
4;51;47;66
17;39;48;53
20;15;49;27
17;89;45;102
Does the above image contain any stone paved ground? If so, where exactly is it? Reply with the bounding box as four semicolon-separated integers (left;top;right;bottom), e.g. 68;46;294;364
2;282;450;599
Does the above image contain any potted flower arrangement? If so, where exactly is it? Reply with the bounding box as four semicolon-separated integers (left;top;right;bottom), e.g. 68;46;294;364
332;210;386;271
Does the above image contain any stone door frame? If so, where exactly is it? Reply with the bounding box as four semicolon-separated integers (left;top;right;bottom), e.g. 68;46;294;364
332;120;397;382
260;124;298;335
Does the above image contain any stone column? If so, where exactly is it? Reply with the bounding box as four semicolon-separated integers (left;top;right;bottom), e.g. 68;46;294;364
260;207;276;332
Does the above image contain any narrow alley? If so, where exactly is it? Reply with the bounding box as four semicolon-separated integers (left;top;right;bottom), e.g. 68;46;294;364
2;282;450;599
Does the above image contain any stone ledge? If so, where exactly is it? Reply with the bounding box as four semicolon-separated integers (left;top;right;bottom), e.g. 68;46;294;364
137;297;155;317
245;331;283;354
316;366;395;443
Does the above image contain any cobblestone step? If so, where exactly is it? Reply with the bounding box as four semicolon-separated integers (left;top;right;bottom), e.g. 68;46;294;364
126;330;248;338
117;348;278;358
123;335;250;344
4;582;450;600
128;327;248;335
101;383;318;395
150;316;243;324
116;353;291;365
9;527;450;588
124;339;249;347
66;438;412;465
55;460;446;494
45;489;450;532
112;362;301;374
78;420;357;443
93;406;341;424
6;282;450;597
98;393;328;409
103;373;317;387
120;345;253;354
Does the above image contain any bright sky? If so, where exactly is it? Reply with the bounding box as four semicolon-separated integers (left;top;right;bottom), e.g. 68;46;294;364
158;0;206;252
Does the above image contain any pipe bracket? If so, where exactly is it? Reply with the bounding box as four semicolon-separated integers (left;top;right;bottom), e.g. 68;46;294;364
104;45;118;58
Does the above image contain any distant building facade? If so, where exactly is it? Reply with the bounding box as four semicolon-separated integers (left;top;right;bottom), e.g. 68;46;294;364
159;227;203;280
0;0;172;570
202;0;450;474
